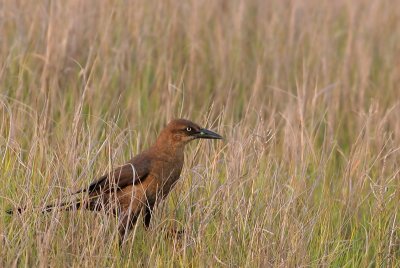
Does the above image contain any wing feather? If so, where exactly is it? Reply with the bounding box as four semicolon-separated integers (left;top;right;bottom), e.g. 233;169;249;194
74;154;151;195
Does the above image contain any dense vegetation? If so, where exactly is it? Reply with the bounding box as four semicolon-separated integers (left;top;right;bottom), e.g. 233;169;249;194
1;0;399;266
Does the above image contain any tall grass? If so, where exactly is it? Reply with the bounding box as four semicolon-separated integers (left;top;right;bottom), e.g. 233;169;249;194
0;0;399;266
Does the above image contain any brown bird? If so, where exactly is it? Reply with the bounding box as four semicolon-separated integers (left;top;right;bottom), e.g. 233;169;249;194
7;119;222;244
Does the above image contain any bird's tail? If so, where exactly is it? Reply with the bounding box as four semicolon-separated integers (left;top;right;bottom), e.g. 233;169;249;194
42;200;82;212
6;199;82;215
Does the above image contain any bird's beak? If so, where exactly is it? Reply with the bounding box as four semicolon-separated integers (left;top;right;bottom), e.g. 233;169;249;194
195;128;223;139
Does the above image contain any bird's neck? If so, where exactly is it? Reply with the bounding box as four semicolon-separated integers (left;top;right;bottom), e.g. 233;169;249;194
152;134;185;160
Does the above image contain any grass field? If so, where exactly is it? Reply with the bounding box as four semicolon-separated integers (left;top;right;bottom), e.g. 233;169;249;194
0;0;399;266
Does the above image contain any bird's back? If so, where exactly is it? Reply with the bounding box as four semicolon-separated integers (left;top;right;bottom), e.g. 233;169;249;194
85;145;184;212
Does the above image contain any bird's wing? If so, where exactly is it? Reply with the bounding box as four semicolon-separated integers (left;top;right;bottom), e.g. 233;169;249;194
75;154;151;195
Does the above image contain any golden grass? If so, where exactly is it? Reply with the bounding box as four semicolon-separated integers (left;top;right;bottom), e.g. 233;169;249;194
0;0;399;266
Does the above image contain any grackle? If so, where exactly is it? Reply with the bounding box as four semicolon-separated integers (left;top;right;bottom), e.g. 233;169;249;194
7;119;222;244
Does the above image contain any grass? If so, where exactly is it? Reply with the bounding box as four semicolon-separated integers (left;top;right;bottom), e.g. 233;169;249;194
0;0;399;266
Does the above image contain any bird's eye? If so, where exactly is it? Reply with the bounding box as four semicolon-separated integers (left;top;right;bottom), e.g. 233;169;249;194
186;127;192;132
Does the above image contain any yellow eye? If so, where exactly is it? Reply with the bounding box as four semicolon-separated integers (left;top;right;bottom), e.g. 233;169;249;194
186;127;192;132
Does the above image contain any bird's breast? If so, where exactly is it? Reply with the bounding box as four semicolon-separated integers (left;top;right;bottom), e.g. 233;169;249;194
151;158;183;198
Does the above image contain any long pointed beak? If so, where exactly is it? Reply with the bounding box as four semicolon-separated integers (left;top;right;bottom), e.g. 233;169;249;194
195;128;223;139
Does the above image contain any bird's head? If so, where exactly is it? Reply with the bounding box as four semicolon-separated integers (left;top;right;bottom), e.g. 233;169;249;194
157;119;223;147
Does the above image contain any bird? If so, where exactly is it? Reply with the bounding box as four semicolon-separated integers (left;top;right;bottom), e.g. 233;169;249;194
7;118;222;244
